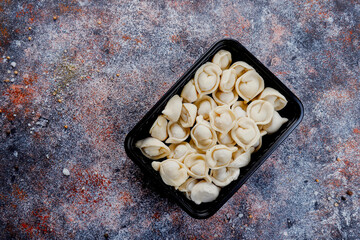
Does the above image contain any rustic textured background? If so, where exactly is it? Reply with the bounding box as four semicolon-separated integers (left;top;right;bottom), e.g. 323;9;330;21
0;0;359;239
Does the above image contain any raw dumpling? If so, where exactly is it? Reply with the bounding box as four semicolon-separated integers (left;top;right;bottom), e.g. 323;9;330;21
190;180;220;204
212;88;238;106
194;95;217;120
252;130;267;152
183;153;211;181
211;167;240;187
136;137;170;160
149;115;168;141
246;100;274;125
162;95;183;122
219;69;237;92
152;159;188;188
181;79;199;103
209;105;236;134
205;144;238;169
231;101;247;119
168;142;196;162
212;50;232;70
190;116;217;150
194;62;222;95
231;117;260;151
165;122;190;144
178;178;199;200
217;131;236;146
229;61;254;78
235;70;264;102
229;147;254;168
179;103;197;128
257;87;288;110
262;111;288;134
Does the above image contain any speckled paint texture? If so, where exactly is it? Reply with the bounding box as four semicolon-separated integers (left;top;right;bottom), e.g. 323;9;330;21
0;0;359;239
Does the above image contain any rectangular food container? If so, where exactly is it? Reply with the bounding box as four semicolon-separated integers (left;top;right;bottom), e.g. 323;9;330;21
124;39;304;219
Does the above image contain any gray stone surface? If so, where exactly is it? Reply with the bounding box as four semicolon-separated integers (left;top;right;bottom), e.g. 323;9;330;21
0;0;359;239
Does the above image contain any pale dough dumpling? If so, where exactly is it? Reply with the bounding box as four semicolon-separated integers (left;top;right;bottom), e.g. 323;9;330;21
235;70;264;102
168;142;196;162
165;122;190;144
183;153;211;181
152;159;188;188
149;115;168;141
205;144;237;169
178;178;199;200
231;101;247;119
231;117;260;151
257;87;288;110
211;167;240;187
219;69;237;92
212;50;232;70
212;89;238;106
229;147;254;168
194;95;217;120
136;137;170;160
217;131;236;146
162;94;183;122
209;105;236;134
194;62;222;95
252;130;267;152
229;61;254;78
262;111;288;134
190;180;220;205
181;79;199;103
190;116;217;150
247;100;274;125
179;103;197;128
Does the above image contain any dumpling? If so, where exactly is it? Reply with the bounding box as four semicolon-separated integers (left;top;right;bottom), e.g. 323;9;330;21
229;147;254;168
229;61;254;78
190;180;220;204
231;101;247;119
168;142;196;162
152;159;188;188
183;153;211;181
162;94;183;122
136;137;170;160
235;70;264;102
190;116;217;150
252;130;267;152
178;178;199;200
212;88;238;106
179;103;197;128
217;131;236;146
219;69;237;92
149;115;168;141
205;144;238;169
194;62;222;95
262;111;288;134
231;117;260;151
209;105;236;134
194;95;217;120
181;79;199;103
211;167;240;187
246;100;274;125
212;50;232;70
257;87;287;110
165;122;190;144
189;139;206;154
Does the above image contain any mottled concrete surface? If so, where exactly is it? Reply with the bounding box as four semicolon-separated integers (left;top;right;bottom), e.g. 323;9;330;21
0;0;359;239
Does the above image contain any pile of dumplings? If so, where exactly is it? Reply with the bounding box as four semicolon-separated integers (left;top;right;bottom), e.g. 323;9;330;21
136;50;289;205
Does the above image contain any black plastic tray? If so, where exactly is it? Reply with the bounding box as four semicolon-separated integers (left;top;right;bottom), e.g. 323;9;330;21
124;39;304;219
